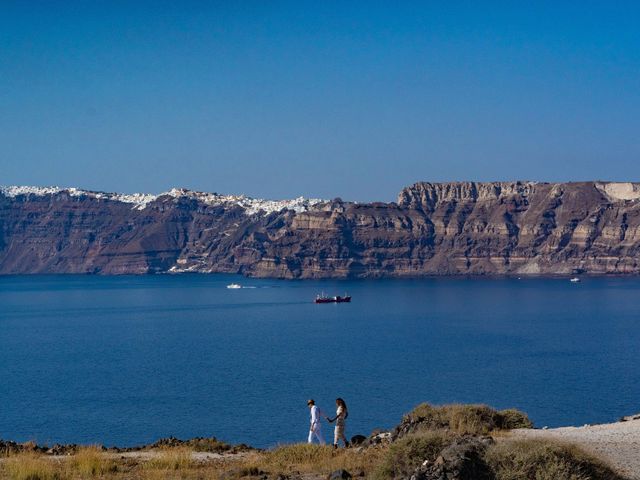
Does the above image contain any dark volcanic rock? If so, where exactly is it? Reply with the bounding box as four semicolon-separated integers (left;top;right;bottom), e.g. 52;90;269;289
365;431;392;446
327;470;352;480
219;467;268;480
0;439;74;455
2;181;640;277
0;436;250;456
408;437;493;480
45;443;81;455
0;439;44;455
142;436;251;453
620;413;640;422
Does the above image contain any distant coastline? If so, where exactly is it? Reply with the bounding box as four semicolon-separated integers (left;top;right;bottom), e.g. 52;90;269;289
1;181;640;278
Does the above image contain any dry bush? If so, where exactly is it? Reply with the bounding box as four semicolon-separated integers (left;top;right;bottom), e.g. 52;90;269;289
67;445;116;477
446;405;500;434
495;409;533;430
372;431;452;480
2;452;62;480
485;438;625;480
406;404;532;435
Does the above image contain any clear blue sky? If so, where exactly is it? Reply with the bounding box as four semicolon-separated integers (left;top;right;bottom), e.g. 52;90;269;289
1;2;639;201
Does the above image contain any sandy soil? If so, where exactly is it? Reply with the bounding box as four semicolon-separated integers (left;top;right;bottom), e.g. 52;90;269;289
513;418;640;480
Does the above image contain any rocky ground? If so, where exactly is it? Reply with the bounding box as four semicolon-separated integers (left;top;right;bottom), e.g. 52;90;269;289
513;416;640;480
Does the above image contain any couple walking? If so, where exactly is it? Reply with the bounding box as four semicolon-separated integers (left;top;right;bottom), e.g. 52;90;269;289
307;398;349;448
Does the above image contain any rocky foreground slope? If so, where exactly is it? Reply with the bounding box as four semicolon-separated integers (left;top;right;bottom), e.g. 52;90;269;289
0;404;629;480
1;181;640;277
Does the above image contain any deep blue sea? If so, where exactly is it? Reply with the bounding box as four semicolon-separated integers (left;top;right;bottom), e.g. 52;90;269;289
1;275;639;448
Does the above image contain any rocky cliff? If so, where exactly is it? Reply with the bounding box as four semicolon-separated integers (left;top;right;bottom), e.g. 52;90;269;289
1;181;640;277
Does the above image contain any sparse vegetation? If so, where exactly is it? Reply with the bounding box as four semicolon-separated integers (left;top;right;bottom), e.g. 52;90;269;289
485;438;626;480
237;443;384;477
0;405;624;480
143;447;194;471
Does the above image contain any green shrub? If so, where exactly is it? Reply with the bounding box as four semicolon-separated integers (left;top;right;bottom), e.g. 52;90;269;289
372;431;452;480
485;438;625;480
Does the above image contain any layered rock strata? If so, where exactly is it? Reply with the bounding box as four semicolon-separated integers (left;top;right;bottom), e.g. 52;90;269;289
1;181;639;277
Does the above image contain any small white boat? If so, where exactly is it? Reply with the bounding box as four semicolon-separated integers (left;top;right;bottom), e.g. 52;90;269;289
570;277;581;283
227;283;242;289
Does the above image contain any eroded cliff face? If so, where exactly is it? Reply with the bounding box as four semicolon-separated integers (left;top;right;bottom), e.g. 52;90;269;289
1;182;640;277
395;181;640;275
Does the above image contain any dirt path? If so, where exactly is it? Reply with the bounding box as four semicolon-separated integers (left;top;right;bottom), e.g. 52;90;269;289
513;418;640;480
105;450;246;461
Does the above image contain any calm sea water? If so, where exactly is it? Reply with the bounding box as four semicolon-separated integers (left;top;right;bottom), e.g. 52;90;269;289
1;275;639;448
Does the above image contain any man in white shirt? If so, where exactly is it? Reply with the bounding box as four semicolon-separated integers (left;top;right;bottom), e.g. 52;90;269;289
307;399;325;444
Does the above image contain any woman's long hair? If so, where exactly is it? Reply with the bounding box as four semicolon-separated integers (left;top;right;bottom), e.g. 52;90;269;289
336;397;347;412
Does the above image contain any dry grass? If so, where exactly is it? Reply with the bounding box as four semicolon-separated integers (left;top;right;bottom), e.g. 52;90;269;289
1;452;61;480
235;443;384;478
485;438;626;480
142;447;195;471
67;446;116;477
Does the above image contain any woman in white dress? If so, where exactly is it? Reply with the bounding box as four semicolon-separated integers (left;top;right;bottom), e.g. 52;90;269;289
326;397;349;448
